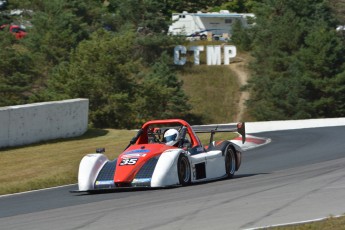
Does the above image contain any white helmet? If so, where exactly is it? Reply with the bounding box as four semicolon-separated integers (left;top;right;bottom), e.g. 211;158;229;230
164;129;179;146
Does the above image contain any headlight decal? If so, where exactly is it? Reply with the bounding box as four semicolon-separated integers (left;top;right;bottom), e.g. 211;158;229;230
94;159;117;189
132;156;160;187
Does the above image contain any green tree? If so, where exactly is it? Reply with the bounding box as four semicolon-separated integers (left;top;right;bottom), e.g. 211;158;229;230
231;18;254;51
134;52;190;125
0;33;35;106
40;29;140;128
39;30;191;128
25;0;89;66
245;0;345;120
162;0;230;15
106;0;168;33
210;0;257;13
329;0;345;24
0;0;203;128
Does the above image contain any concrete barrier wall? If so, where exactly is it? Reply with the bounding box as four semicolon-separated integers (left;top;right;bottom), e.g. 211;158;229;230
245;117;345;133
0;98;89;148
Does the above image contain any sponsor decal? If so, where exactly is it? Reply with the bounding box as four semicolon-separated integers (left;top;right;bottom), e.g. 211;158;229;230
121;153;146;158
132;178;151;183
122;149;149;158
95;180;114;185
125;149;150;154
119;158;138;166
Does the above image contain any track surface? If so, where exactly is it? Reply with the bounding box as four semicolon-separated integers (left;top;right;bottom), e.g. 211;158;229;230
1;126;345;229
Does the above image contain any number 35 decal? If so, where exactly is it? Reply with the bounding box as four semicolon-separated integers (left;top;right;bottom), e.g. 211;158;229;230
120;158;138;166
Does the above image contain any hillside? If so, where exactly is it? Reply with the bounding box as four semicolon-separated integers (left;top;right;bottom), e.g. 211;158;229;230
178;50;250;124
1;0;344;127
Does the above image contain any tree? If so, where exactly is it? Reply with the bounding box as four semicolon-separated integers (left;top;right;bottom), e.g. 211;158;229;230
245;0;345;120
0;32;35;106
0;0;200;128
210;0;257;13
134;52;190;125
106;0;168;33
40;29;140;128
329;0;345;24
25;0;90;66
39;31;191;128
162;0;231;15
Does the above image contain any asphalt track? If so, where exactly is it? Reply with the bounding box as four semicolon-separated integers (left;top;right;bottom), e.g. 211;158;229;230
1;126;345;229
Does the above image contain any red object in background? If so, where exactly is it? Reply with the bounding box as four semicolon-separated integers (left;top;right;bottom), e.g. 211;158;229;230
0;24;27;39
9;25;27;39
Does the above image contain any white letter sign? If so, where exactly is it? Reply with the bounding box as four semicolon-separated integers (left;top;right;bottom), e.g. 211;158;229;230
224;45;237;65
173;45;237;65
188;46;204;65
174;45;186;65
206;45;221;65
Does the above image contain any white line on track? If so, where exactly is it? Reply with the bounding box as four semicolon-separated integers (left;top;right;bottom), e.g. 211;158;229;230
0;184;76;198
244;215;344;230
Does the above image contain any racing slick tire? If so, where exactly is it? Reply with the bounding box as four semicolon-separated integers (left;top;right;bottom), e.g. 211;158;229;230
177;153;191;186
225;144;236;178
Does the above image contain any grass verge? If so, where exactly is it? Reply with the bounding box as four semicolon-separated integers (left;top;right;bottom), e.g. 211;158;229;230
0;129;134;195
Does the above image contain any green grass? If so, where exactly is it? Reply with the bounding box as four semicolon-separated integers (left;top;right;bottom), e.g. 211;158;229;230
178;65;240;124
0;129;134;195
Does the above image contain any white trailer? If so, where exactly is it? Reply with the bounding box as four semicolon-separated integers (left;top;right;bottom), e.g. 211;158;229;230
168;10;254;39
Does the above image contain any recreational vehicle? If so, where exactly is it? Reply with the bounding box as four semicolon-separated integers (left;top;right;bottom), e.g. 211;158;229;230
168;10;255;40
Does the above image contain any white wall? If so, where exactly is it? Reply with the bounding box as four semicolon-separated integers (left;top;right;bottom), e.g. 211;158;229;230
245;118;345;133
0;99;89;148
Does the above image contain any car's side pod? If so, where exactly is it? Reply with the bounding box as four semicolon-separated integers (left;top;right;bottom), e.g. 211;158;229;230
207;141;241;171
151;149;185;187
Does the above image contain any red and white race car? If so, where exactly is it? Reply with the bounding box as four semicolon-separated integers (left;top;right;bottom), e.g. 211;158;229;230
77;119;245;192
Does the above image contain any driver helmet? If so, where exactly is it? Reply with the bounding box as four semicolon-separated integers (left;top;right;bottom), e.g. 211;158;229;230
164;129;179;146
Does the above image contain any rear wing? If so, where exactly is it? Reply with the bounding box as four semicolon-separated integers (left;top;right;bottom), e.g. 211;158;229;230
192;122;246;144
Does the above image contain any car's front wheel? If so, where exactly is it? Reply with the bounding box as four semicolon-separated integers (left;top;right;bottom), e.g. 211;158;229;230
177;153;191;185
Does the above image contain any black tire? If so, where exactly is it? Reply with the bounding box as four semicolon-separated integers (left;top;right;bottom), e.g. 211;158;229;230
200;34;207;40
225;144;236;178
177;154;191;185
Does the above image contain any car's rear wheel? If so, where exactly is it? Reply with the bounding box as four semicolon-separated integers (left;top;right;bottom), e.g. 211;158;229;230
177;154;191;185
225;144;236;178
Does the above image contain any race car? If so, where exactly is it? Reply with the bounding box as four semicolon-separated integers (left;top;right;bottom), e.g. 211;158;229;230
76;119;245;192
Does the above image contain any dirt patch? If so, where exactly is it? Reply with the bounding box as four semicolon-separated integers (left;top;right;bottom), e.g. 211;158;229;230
228;56;250;122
